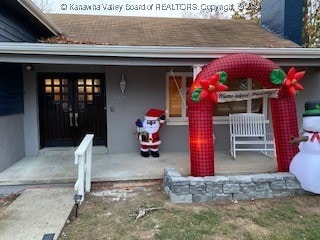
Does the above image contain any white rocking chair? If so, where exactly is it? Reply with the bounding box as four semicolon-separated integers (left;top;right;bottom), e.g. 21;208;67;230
229;113;275;158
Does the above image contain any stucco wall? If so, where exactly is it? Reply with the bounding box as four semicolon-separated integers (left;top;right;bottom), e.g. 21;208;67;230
105;66;189;153
0;114;25;171
295;68;320;129
23;70;39;156
22;64;316;156
105;65;275;153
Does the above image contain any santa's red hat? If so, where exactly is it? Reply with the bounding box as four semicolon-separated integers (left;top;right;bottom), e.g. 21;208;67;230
145;109;165;120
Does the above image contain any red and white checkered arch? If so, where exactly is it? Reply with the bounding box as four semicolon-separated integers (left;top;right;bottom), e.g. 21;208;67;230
187;53;299;177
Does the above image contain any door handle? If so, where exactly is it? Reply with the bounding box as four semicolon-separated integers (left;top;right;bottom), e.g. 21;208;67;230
75;113;79;126
69;112;73;126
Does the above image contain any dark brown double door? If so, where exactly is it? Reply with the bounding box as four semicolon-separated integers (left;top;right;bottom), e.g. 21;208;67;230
38;73;106;147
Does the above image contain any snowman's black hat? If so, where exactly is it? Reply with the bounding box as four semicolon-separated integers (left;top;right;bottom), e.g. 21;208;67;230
303;100;320;117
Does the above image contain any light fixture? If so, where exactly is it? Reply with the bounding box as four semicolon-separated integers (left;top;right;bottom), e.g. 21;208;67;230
25;64;34;71
120;74;126;94
74;194;82;218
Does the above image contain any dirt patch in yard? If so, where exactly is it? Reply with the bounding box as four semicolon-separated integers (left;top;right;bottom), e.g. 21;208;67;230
59;181;320;240
0;193;20;218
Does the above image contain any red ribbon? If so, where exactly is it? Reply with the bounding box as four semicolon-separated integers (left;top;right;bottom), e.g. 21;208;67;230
304;129;320;143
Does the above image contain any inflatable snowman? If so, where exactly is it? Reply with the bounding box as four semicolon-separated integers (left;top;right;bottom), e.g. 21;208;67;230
290;100;320;194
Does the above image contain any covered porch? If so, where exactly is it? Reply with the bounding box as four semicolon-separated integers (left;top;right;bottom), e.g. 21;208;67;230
0;147;277;185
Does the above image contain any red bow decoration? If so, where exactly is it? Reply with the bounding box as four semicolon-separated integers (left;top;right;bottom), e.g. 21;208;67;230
304;130;320;143
311;133;320;143
282;67;305;96
191;72;228;103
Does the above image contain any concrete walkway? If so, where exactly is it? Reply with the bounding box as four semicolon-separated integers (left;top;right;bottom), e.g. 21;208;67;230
0;187;74;240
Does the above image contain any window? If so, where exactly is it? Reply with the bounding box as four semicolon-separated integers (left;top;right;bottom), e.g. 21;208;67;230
166;73;268;125
166;72;193;124
44;77;69;110
213;78;268;122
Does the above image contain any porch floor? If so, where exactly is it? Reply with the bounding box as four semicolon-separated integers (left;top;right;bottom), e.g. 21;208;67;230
0;147;277;185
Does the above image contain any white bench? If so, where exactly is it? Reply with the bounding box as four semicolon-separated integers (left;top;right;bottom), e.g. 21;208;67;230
229;113;275;158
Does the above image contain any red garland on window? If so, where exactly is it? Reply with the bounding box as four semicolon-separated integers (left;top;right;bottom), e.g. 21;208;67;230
191;72;228;103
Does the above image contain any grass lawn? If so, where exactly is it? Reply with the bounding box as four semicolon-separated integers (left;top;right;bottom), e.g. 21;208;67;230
59;182;320;240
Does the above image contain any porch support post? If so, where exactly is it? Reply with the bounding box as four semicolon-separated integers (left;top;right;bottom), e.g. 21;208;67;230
192;65;203;80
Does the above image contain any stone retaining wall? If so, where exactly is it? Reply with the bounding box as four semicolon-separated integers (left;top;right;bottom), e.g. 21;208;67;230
163;168;305;203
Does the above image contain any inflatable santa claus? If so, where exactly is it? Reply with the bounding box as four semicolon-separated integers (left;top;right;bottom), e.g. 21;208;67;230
135;109;165;157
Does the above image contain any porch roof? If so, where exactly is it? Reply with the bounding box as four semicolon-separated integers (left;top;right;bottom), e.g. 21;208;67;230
47;14;299;48
1;8;320;66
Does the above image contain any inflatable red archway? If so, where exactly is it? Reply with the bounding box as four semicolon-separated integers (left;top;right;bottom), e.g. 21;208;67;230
187;53;299;177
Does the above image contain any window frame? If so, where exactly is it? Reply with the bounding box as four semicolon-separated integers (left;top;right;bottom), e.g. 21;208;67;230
166;73;269;125
166;72;191;125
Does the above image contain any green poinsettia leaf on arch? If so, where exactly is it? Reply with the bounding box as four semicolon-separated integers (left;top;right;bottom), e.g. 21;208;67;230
218;71;228;83
270;69;286;85
191;88;202;102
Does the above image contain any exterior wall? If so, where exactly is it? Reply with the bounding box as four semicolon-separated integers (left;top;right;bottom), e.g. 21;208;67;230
0;114;25;171
295;68;320;129
0;64;24;116
106;66;189;153
23;70;40;157
261;0;303;45
0;9;37;42
0;63;25;170
22;64;317;156
261;0;285;37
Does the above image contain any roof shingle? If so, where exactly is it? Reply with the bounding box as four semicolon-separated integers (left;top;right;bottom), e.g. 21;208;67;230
47;14;299;48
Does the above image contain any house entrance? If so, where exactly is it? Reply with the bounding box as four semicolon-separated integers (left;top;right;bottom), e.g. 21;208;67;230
38;73;106;148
